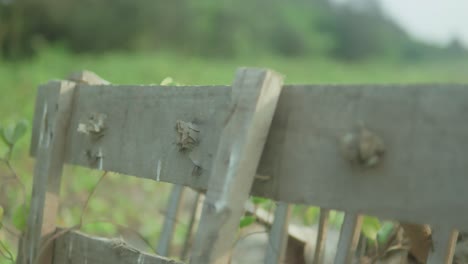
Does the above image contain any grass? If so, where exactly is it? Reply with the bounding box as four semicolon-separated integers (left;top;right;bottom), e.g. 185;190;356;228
1;46;468;261
2;46;468;121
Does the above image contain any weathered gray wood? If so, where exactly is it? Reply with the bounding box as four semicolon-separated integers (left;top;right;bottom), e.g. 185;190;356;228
265;202;291;264
334;213;362;264
313;208;330;264
254;83;468;232
30;84;232;188
19;81;77;264
53;229;182;264
157;185;185;257
29;83;468;231
190;68;283;264
426;226;458;264
180;192;202;261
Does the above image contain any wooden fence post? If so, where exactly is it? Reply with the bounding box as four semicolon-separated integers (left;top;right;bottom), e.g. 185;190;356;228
313;208;330;264
157;184;185;256
265;202;291;264
180;192;203;261
334;213;363;264
190;68;283;264
18;81;76;264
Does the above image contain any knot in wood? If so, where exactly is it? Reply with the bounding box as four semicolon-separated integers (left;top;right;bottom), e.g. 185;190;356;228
77;113;107;139
341;126;385;168
175;120;199;151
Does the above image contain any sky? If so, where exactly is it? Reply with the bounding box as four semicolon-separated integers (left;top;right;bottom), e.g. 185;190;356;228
333;0;468;47
379;0;468;47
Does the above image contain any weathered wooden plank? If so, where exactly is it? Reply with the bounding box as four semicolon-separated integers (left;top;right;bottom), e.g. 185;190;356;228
190;68;283;264
30;84;232;190
265;202;291;264
334;213;362;264
157;185;185;257
255;83;468;231
53;229;183;264
426;226;458;264
19;81;77;264
313;208;330;264
29;83;468;230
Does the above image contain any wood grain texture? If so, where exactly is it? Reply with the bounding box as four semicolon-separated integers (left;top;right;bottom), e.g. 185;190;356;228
265;202;291;264
29;83;468;231
190;68;284;264
30;84;232;190
334;213;362;264
19;81;77;264
426;226;458;264
53;229;182;264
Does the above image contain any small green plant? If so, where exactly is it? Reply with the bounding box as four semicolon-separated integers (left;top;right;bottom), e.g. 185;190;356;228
239;216;256;229
0;120;28;154
238;196;267;229
0;119;30;263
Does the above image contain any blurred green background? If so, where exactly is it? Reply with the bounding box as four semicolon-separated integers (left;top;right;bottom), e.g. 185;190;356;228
1;0;468;262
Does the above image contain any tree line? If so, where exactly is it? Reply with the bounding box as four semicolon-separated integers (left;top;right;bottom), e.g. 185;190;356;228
0;0;466;61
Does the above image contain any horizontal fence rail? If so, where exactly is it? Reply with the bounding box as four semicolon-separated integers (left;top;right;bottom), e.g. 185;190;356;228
30;82;468;233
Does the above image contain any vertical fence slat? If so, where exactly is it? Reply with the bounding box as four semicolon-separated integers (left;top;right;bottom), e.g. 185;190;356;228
334;213;363;264
18;81;76;264
190;68;283;264
313;208;330;264
157;184;185;256
180;192;203;261
265;202;292;264
426;226;458;264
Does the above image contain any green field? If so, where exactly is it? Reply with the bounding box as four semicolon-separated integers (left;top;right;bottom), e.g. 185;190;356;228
2;47;468;121
1;48;468;261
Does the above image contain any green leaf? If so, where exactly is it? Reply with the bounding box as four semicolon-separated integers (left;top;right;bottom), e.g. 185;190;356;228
361;216;381;241
12;205;28;232
1;124;14;146
0;120;28;146
377;222;395;246
251;196;269;205
160;77;175;86
12;120;28;144
239;216;256;228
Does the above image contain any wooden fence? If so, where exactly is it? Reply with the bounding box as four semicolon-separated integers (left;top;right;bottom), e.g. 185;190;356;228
16;68;468;264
